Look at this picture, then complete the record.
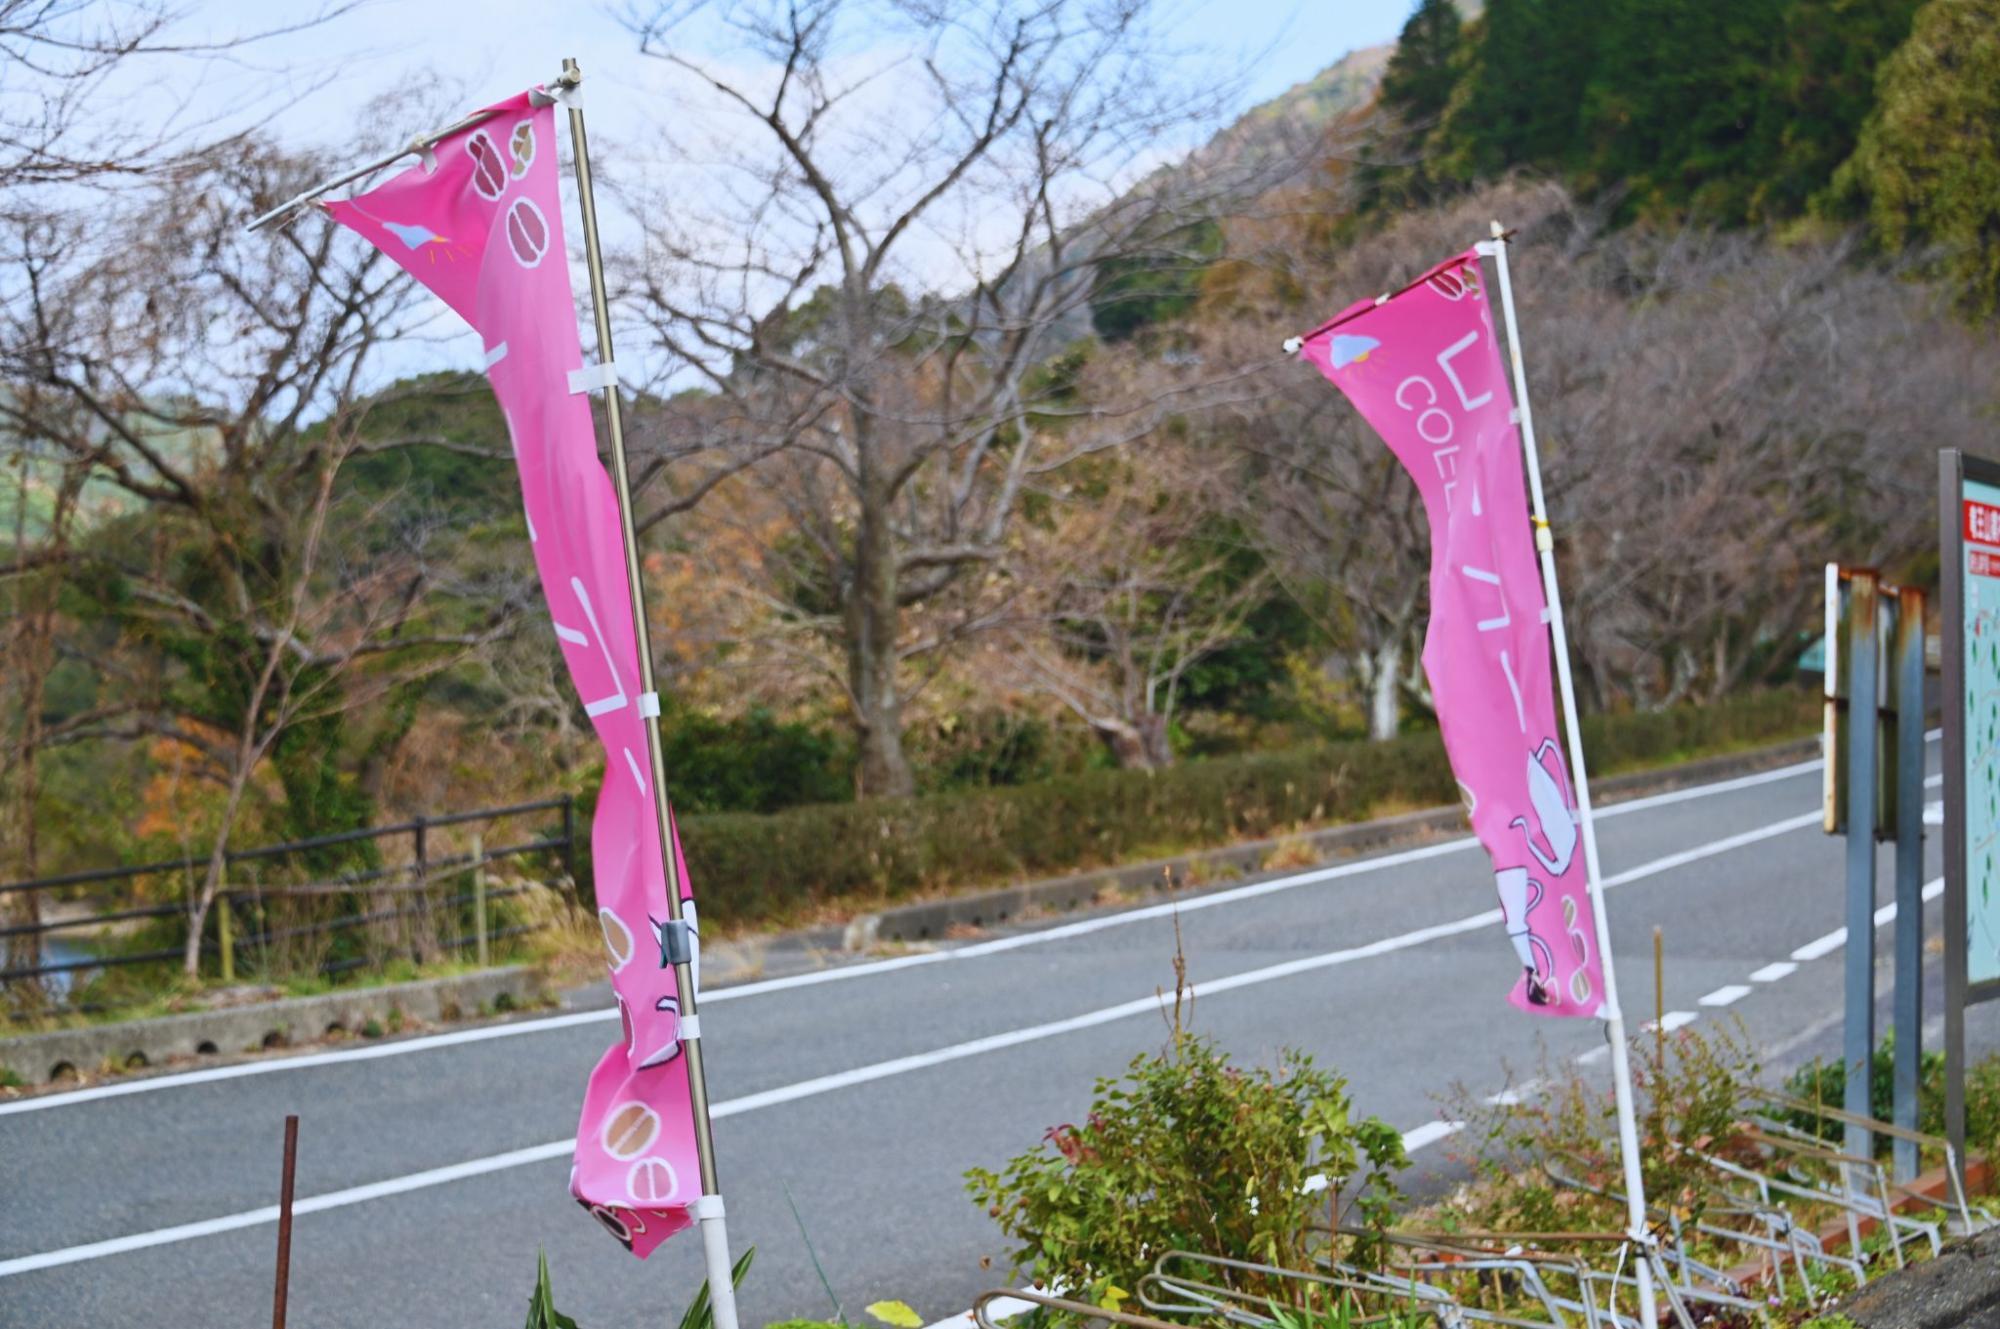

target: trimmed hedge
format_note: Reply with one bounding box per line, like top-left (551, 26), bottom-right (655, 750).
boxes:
top-left (679, 689), bottom-right (1817, 931)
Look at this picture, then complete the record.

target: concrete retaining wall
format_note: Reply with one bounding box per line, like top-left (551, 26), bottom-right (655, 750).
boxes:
top-left (1, 966), bottom-right (539, 1085)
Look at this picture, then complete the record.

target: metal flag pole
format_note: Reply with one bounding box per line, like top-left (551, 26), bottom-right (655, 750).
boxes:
top-left (555, 58), bottom-right (741, 1329)
top-left (1483, 220), bottom-right (1659, 1329)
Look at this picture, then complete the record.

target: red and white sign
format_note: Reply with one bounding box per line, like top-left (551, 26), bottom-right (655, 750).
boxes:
top-left (1965, 500), bottom-right (2000, 548)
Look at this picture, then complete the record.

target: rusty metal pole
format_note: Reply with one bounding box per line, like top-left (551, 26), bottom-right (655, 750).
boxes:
top-left (272, 1114), bottom-right (298, 1329)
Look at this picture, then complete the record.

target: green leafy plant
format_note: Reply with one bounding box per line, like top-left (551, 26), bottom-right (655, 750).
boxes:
top-left (1782, 1033), bottom-right (2000, 1158)
top-left (677, 1246), bottom-right (755, 1329)
top-left (1442, 1021), bottom-right (1763, 1237)
top-left (966, 1032), bottom-right (1407, 1309)
top-left (523, 1245), bottom-right (754, 1329)
top-left (524, 1251), bottom-right (579, 1329)
top-left (1266, 1298), bottom-right (1428, 1329)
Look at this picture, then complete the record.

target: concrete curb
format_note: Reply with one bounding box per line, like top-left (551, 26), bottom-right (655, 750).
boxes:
top-left (845, 736), bottom-right (1819, 946)
top-left (0, 966), bottom-right (541, 1085)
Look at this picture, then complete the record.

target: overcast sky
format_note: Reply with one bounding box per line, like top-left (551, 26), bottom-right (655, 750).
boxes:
top-left (75, 0), bottom-right (1411, 386)
top-left (159, 1), bottom-right (1407, 162)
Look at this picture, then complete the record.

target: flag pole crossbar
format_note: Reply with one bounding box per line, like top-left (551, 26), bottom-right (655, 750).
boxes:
top-left (244, 68), bottom-right (576, 233)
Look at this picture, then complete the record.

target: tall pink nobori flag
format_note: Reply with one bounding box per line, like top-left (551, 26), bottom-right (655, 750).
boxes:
top-left (1295, 249), bottom-right (1608, 1019)
top-left (328, 87), bottom-right (703, 1256)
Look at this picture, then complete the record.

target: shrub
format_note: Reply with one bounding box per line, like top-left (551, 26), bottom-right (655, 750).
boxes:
top-left (1443, 1021), bottom-right (1763, 1236)
top-left (965, 1033), bottom-right (1408, 1309)
top-left (680, 690), bottom-right (1815, 931)
top-left (1781, 1032), bottom-right (2000, 1157)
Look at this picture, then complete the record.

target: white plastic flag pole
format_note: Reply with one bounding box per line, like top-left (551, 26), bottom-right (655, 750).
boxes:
top-left (558, 60), bottom-right (741, 1329)
top-left (1482, 220), bottom-right (1658, 1329)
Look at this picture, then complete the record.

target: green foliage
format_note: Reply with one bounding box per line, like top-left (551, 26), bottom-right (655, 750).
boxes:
top-left (338, 372), bottom-right (519, 519)
top-left (657, 699), bottom-right (851, 815)
top-left (1089, 221), bottom-right (1222, 342)
top-left (1781, 1031), bottom-right (2000, 1154)
top-left (1412, 0), bottom-right (1923, 226)
top-left (965, 1034), bottom-right (1407, 1306)
top-left (1445, 1022), bottom-right (1763, 1237)
top-left (522, 1246), bottom-right (755, 1329)
top-left (677, 1246), bottom-right (755, 1329)
top-left (1355, 0), bottom-right (1466, 211)
top-left (678, 691), bottom-right (1815, 930)
top-left (1830, 0), bottom-right (2000, 315)
top-left (524, 1251), bottom-right (580, 1329)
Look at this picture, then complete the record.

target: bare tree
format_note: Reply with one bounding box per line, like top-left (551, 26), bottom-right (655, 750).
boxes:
top-left (615, 0), bottom-right (1282, 794)
top-left (1005, 441), bottom-right (1268, 768)
top-left (0, 0), bottom-right (353, 196)
top-left (1203, 177), bottom-right (1995, 718)
top-left (0, 138), bottom-right (519, 974)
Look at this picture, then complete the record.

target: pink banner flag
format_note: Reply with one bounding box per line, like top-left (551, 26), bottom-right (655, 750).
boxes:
top-left (329, 88), bottom-right (703, 1254)
top-left (1296, 249), bottom-right (1607, 1018)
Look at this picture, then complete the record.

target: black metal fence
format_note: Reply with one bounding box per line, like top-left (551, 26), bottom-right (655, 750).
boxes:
top-left (1, 795), bottom-right (578, 1017)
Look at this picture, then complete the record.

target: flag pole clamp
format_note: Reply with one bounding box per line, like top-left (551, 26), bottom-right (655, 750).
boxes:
top-left (689, 1194), bottom-right (725, 1221)
top-left (657, 918), bottom-right (697, 968)
top-left (1533, 516), bottom-right (1554, 553)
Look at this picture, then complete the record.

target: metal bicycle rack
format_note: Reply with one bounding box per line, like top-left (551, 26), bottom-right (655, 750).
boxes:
top-left (1747, 1087), bottom-right (1999, 1237)
top-left (1137, 1248), bottom-right (1473, 1327)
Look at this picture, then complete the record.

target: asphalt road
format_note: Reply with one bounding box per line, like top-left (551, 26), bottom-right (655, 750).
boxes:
top-left (5, 742), bottom-right (1994, 1328)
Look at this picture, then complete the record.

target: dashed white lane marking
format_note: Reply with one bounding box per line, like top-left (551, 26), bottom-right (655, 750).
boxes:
top-left (2, 756), bottom-right (1835, 1119)
top-left (1699, 985), bottom-right (1752, 1007)
top-left (1750, 961), bottom-right (1798, 983)
top-left (1402, 1120), bottom-right (1465, 1152)
top-left (1642, 1011), bottom-right (1699, 1033)
top-left (0, 806), bottom-right (1825, 1278)
top-left (1786, 878), bottom-right (1943, 964)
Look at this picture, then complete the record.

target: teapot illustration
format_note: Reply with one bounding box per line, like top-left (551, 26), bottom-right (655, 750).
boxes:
top-left (1511, 737), bottom-right (1578, 876)
top-left (1494, 865), bottom-right (1557, 1007)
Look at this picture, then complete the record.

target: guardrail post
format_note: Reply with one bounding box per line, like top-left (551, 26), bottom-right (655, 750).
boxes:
top-left (219, 893), bottom-right (236, 984)
top-left (410, 815), bottom-right (428, 963)
top-left (560, 794), bottom-right (576, 888)
top-left (472, 832), bottom-right (489, 968)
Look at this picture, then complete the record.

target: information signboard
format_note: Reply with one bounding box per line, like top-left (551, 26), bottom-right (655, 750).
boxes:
top-left (1939, 449), bottom-right (2000, 1173)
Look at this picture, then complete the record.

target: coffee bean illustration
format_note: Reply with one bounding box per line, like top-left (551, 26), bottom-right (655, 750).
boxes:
top-left (509, 121), bottom-right (535, 178)
top-left (626, 1156), bottom-right (678, 1204)
top-left (506, 197), bottom-right (549, 268)
top-left (601, 1101), bottom-right (659, 1160)
top-left (466, 130), bottom-right (506, 200)
top-left (599, 908), bottom-right (633, 970)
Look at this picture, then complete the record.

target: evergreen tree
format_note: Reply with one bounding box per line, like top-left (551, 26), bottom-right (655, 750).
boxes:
top-left (1437, 0), bottom-right (1605, 182)
top-left (1379, 0), bottom-right (1462, 126)
top-left (1356, 0), bottom-right (1467, 211)
top-left (1742, 0), bottom-right (1922, 222)
top-left (1831, 0), bottom-right (2000, 315)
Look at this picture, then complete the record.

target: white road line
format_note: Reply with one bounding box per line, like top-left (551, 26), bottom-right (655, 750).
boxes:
top-left (1483, 1079), bottom-right (1544, 1107)
top-left (0, 1011), bottom-right (622, 1118)
top-left (1749, 961), bottom-right (1797, 982)
top-left (1642, 1011), bottom-right (1698, 1033)
top-left (1786, 877), bottom-right (1942, 964)
top-left (3, 757), bottom-right (1831, 1118)
top-left (0, 805), bottom-right (1823, 1278)
top-left (1401, 1120), bottom-right (1464, 1152)
top-left (1699, 985), bottom-right (1752, 1007)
